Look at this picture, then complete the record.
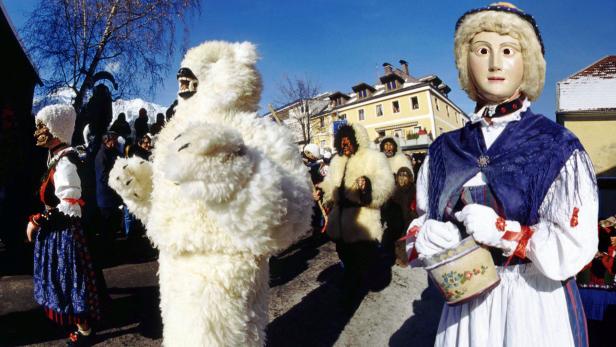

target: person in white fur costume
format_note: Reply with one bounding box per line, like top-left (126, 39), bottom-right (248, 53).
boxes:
top-left (108, 41), bottom-right (312, 346)
top-left (319, 123), bottom-right (394, 304)
top-left (379, 136), bottom-right (413, 178)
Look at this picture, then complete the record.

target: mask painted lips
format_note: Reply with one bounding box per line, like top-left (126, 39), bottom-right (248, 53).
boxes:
top-left (177, 67), bottom-right (199, 99)
top-left (488, 77), bottom-right (505, 81)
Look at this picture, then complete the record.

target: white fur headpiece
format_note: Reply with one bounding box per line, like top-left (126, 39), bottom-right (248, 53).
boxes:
top-left (454, 2), bottom-right (546, 101)
top-left (177, 41), bottom-right (262, 114)
top-left (35, 104), bottom-right (76, 144)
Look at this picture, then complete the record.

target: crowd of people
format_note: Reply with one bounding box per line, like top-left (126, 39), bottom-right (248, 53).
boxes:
top-left (23, 2), bottom-right (600, 347)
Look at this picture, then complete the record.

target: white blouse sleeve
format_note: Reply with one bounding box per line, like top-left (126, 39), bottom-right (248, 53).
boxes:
top-left (54, 157), bottom-right (82, 217)
top-left (527, 150), bottom-right (598, 280)
top-left (405, 157), bottom-right (430, 256)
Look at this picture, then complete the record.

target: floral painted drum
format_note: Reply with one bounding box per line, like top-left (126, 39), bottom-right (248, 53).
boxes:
top-left (424, 236), bottom-right (500, 305)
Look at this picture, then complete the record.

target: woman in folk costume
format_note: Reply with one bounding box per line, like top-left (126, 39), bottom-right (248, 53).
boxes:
top-left (27, 104), bottom-right (100, 346)
top-left (406, 3), bottom-right (597, 346)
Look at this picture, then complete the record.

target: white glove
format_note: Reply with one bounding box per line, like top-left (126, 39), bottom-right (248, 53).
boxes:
top-left (414, 219), bottom-right (461, 258)
top-left (455, 204), bottom-right (520, 256)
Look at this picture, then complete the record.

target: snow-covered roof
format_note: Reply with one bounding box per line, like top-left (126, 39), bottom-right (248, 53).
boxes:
top-left (557, 55), bottom-right (616, 112)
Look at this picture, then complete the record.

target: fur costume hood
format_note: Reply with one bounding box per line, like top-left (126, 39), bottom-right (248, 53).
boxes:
top-left (35, 104), bottom-right (76, 144)
top-left (175, 41), bottom-right (262, 117)
top-left (380, 136), bottom-right (413, 177)
top-left (454, 2), bottom-right (545, 101)
top-left (321, 123), bottom-right (394, 242)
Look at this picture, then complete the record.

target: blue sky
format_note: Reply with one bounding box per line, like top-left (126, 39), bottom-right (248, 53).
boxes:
top-left (4, 0), bottom-right (616, 119)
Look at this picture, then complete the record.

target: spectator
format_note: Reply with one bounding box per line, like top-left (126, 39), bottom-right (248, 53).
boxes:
top-left (109, 113), bottom-right (131, 140)
top-left (150, 113), bottom-right (166, 136)
top-left (318, 123), bottom-right (394, 308)
top-left (134, 108), bottom-right (149, 141)
top-left (95, 131), bottom-right (123, 261)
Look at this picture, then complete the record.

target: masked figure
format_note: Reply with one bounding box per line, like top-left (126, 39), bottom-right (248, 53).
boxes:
top-left (406, 3), bottom-right (597, 346)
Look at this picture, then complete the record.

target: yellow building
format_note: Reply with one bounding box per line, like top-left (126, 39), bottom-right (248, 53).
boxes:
top-left (557, 56), bottom-right (616, 177)
top-left (556, 55), bottom-right (616, 217)
top-left (309, 61), bottom-right (467, 153)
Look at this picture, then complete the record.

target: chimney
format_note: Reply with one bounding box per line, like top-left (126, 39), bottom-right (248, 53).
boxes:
top-left (399, 59), bottom-right (409, 76)
top-left (383, 62), bottom-right (393, 74)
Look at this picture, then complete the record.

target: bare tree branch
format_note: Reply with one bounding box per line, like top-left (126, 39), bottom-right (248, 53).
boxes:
top-left (22, 0), bottom-right (200, 111)
top-left (276, 75), bottom-right (322, 144)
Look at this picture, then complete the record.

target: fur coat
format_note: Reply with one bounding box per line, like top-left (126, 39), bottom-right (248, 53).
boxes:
top-left (321, 123), bottom-right (394, 243)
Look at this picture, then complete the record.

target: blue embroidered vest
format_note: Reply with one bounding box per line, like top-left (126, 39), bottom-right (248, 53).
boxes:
top-left (428, 109), bottom-right (584, 225)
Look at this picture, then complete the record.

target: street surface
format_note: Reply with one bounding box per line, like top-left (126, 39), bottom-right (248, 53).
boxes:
top-left (0, 236), bottom-right (441, 346)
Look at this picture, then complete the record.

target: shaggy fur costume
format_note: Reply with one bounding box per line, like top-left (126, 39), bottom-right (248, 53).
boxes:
top-left (454, 4), bottom-right (545, 101)
top-left (109, 41), bottom-right (312, 347)
top-left (321, 123), bottom-right (394, 243)
top-left (379, 136), bottom-right (413, 178)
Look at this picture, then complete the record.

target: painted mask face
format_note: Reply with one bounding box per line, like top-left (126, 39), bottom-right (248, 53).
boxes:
top-left (341, 136), bottom-right (355, 157)
top-left (33, 122), bottom-right (52, 147)
top-left (383, 141), bottom-right (396, 157)
top-left (396, 169), bottom-right (412, 188)
top-left (469, 32), bottom-right (524, 104)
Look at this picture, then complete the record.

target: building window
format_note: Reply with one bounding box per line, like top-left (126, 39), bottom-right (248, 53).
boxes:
top-left (320, 116), bottom-right (324, 128)
top-left (446, 105), bottom-right (450, 117)
top-left (376, 104), bottom-right (383, 117)
top-left (339, 113), bottom-right (346, 120)
top-left (387, 80), bottom-right (397, 90)
top-left (392, 101), bottom-right (400, 113)
top-left (435, 98), bottom-right (440, 111)
top-left (411, 96), bottom-right (419, 109)
top-left (358, 89), bottom-right (368, 98)
top-left (394, 129), bottom-right (402, 138)
top-left (358, 109), bottom-right (365, 121)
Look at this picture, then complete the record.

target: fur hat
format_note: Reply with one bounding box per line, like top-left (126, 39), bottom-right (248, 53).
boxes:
top-left (454, 2), bottom-right (546, 101)
top-left (35, 104), bottom-right (76, 144)
top-left (379, 136), bottom-right (399, 154)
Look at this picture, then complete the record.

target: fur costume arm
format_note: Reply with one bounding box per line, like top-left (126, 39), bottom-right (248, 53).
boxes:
top-left (363, 151), bottom-right (395, 209)
top-left (108, 157), bottom-right (153, 223)
top-left (319, 155), bottom-right (345, 208)
top-left (159, 123), bottom-right (253, 204)
top-left (152, 122), bottom-right (293, 255)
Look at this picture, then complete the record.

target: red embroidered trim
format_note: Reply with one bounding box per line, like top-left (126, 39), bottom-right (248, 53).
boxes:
top-left (39, 168), bottom-right (55, 204)
top-left (398, 225), bottom-right (420, 242)
top-left (495, 217), bottom-right (506, 232)
top-left (502, 225), bottom-right (534, 265)
top-left (398, 225), bottom-right (421, 262)
top-left (63, 198), bottom-right (85, 206)
top-left (570, 207), bottom-right (579, 227)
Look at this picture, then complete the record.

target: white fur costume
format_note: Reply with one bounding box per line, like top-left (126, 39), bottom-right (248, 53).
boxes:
top-left (380, 136), bottom-right (413, 177)
top-left (320, 123), bottom-right (395, 242)
top-left (109, 41), bottom-right (312, 346)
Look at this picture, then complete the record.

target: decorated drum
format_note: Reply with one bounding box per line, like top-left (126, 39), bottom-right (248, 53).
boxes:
top-left (424, 236), bottom-right (500, 305)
